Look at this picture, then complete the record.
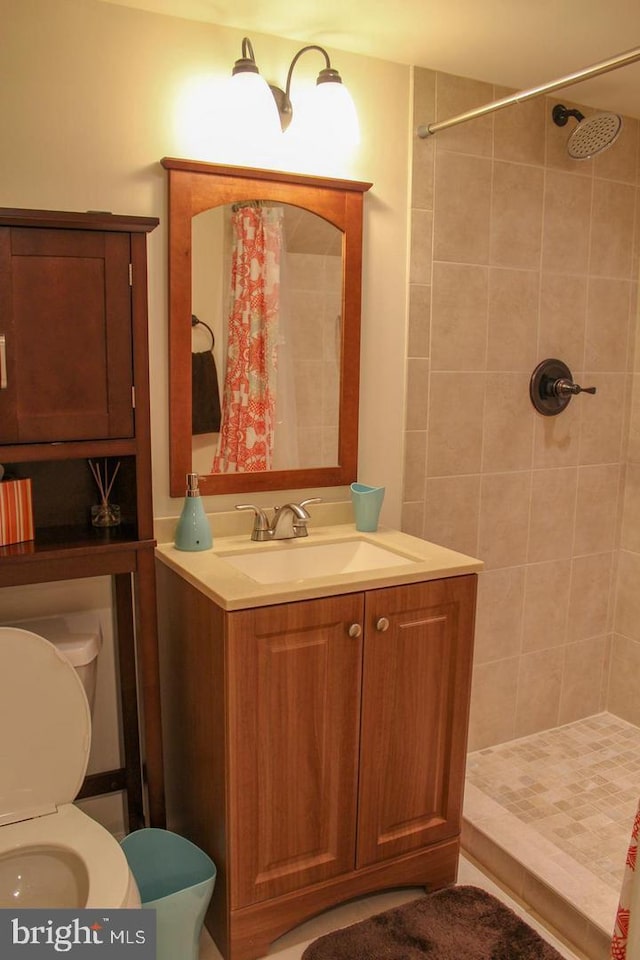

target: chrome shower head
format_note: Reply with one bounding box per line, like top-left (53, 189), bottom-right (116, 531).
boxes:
top-left (552, 103), bottom-right (622, 159)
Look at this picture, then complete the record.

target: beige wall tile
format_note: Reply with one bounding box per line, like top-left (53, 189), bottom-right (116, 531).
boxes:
top-left (403, 430), bottom-right (427, 502)
top-left (542, 170), bottom-right (592, 275)
top-left (568, 552), bottom-right (613, 643)
top-left (431, 262), bottom-right (488, 370)
top-left (424, 474), bottom-right (480, 556)
top-left (407, 283), bottom-right (431, 358)
top-left (413, 67), bottom-right (436, 128)
top-left (585, 278), bottom-right (632, 372)
top-left (532, 403), bottom-right (581, 468)
top-left (528, 467), bottom-right (578, 562)
top-left (426, 372), bottom-right (485, 476)
top-left (490, 161), bottom-right (544, 269)
top-left (409, 208), bottom-right (433, 284)
top-left (522, 559), bottom-right (571, 652)
top-left (478, 472), bottom-right (531, 568)
top-left (574, 463), bottom-right (621, 556)
top-left (474, 567), bottom-right (525, 663)
top-left (487, 268), bottom-right (538, 371)
top-left (494, 87), bottom-right (546, 165)
top-left (621, 463), bottom-right (640, 552)
top-left (482, 373), bottom-right (534, 472)
top-left (433, 72), bottom-right (494, 157)
top-left (515, 647), bottom-right (563, 737)
top-left (408, 68), bottom-right (639, 750)
top-left (405, 357), bottom-right (430, 430)
top-left (590, 179), bottom-right (636, 280)
top-left (412, 68), bottom-right (436, 211)
top-left (608, 633), bottom-right (640, 725)
top-left (593, 115), bottom-right (639, 184)
top-left (400, 500), bottom-right (425, 539)
top-left (433, 152), bottom-right (492, 263)
top-left (468, 658), bottom-right (519, 750)
top-left (559, 636), bottom-right (608, 725)
top-left (600, 635), bottom-right (613, 712)
top-left (614, 550), bottom-right (640, 642)
top-left (538, 273), bottom-right (587, 372)
top-left (626, 376), bottom-right (640, 462)
top-left (579, 372), bottom-right (626, 464)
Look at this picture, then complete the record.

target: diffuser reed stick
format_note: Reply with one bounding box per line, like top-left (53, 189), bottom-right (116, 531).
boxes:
top-left (88, 459), bottom-right (121, 527)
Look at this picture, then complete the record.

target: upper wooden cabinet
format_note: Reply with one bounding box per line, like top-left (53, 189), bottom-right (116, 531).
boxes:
top-left (0, 209), bottom-right (154, 446)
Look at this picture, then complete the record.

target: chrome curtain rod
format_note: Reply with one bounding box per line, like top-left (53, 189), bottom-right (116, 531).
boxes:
top-left (417, 45), bottom-right (640, 138)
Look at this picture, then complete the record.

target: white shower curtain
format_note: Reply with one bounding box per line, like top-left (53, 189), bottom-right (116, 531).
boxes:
top-left (612, 800), bottom-right (640, 958)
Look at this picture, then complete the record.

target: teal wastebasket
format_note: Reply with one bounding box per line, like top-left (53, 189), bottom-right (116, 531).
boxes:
top-left (121, 828), bottom-right (216, 960)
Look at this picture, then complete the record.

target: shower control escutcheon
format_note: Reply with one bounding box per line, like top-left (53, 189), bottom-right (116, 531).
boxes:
top-left (529, 359), bottom-right (596, 416)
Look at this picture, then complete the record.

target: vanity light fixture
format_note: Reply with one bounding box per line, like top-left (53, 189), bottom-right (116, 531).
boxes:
top-left (230, 36), bottom-right (360, 146)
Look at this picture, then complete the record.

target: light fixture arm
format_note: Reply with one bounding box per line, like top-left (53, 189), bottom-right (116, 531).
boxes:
top-left (270, 44), bottom-right (342, 131)
top-left (232, 37), bottom-right (261, 75)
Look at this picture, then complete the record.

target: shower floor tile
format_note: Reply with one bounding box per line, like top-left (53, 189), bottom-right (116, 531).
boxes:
top-left (463, 712), bottom-right (640, 958)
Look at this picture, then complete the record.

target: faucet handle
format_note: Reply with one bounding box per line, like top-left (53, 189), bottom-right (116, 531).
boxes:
top-left (299, 497), bottom-right (322, 511)
top-left (235, 504), bottom-right (270, 541)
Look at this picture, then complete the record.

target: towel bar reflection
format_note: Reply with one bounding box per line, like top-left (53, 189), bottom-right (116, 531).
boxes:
top-left (0, 335), bottom-right (6, 389)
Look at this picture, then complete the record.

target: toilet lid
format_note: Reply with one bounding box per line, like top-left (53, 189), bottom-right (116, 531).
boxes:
top-left (0, 627), bottom-right (91, 826)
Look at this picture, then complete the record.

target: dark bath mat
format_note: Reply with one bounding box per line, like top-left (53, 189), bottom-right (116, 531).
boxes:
top-left (301, 885), bottom-right (566, 960)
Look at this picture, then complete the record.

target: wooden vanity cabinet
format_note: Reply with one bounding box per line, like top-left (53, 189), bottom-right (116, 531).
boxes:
top-left (157, 565), bottom-right (476, 960)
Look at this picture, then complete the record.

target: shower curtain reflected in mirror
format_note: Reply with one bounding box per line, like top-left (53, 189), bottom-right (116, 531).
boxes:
top-left (212, 204), bottom-right (284, 473)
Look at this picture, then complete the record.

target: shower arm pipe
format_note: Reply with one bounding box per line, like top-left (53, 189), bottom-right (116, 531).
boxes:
top-left (417, 45), bottom-right (640, 138)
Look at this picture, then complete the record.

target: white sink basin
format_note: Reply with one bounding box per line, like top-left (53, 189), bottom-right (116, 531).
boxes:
top-left (220, 539), bottom-right (416, 584)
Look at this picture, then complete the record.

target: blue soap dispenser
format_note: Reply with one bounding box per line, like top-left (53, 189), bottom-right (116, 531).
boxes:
top-left (174, 473), bottom-right (213, 551)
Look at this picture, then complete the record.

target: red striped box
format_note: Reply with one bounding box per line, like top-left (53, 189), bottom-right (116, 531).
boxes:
top-left (0, 478), bottom-right (34, 546)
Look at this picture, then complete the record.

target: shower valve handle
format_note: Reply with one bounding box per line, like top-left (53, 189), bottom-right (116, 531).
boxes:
top-left (551, 378), bottom-right (597, 398)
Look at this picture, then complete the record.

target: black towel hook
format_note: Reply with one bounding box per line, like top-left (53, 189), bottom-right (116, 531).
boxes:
top-left (191, 314), bottom-right (214, 351)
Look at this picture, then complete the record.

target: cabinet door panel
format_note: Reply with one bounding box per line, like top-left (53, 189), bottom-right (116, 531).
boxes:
top-left (0, 228), bottom-right (133, 442)
top-left (356, 575), bottom-right (476, 868)
top-left (228, 594), bottom-right (363, 907)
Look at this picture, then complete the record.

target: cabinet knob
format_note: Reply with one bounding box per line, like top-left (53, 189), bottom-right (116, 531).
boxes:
top-left (348, 623), bottom-right (362, 638)
top-left (376, 617), bottom-right (390, 632)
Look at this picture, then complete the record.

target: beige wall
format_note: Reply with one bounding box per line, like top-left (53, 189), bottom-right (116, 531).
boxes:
top-left (0, 0), bottom-right (411, 523)
top-left (0, 0), bottom-right (410, 832)
top-left (404, 68), bottom-right (640, 750)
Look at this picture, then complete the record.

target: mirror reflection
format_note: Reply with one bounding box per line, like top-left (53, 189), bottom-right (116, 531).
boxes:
top-left (191, 202), bottom-right (342, 477)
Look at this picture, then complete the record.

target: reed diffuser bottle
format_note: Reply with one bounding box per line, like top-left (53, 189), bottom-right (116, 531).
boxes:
top-left (174, 473), bottom-right (213, 551)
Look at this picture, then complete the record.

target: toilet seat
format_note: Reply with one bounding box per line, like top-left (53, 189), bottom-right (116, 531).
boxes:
top-left (0, 626), bottom-right (90, 825)
top-left (0, 627), bottom-right (139, 909)
top-left (0, 804), bottom-right (139, 908)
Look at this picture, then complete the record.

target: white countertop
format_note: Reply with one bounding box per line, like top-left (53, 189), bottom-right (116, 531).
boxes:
top-left (155, 514), bottom-right (483, 611)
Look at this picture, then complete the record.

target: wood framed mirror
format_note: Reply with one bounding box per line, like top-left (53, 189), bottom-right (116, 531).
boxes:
top-left (161, 158), bottom-right (372, 497)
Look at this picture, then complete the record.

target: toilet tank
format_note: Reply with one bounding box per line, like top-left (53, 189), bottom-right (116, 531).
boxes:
top-left (3, 613), bottom-right (102, 714)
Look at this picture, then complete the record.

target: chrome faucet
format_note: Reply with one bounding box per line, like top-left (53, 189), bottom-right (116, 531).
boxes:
top-left (236, 498), bottom-right (321, 541)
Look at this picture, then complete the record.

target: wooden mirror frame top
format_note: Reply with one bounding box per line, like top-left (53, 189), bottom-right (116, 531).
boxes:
top-left (161, 157), bottom-right (372, 498)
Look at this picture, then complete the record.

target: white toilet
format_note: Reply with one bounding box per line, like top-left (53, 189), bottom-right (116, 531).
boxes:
top-left (0, 623), bottom-right (140, 909)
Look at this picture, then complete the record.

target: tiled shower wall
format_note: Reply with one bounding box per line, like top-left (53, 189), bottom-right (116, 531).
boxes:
top-left (402, 68), bottom-right (640, 751)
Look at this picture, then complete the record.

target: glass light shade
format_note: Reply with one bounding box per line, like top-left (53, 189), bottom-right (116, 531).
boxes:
top-left (309, 80), bottom-right (360, 147)
top-left (222, 71), bottom-right (282, 147)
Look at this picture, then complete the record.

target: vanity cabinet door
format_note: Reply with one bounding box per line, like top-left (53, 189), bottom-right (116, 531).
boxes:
top-left (227, 592), bottom-right (364, 908)
top-left (0, 226), bottom-right (133, 443)
top-left (356, 575), bottom-right (477, 868)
